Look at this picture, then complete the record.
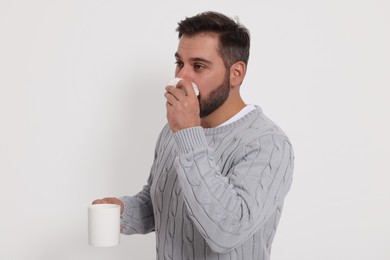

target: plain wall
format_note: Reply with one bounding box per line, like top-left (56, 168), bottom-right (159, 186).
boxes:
top-left (1, 0), bottom-right (389, 259)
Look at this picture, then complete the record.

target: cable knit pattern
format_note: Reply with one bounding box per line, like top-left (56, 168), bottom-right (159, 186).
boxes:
top-left (120, 106), bottom-right (294, 260)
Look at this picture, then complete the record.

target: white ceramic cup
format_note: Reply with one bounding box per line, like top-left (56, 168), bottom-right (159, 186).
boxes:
top-left (88, 204), bottom-right (120, 247)
top-left (167, 77), bottom-right (199, 96)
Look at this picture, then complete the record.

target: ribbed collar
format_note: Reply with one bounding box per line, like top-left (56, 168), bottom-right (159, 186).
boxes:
top-left (202, 105), bottom-right (263, 135)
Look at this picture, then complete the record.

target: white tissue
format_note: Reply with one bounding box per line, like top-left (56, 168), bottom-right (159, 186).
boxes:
top-left (167, 78), bottom-right (199, 96)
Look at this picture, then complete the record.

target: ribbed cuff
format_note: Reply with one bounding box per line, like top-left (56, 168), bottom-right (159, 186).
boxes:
top-left (173, 126), bottom-right (208, 154)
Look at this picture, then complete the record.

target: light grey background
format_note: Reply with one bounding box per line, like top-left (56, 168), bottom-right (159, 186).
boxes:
top-left (0, 0), bottom-right (389, 259)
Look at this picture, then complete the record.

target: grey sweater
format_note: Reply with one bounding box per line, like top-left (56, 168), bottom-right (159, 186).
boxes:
top-left (120, 106), bottom-right (294, 260)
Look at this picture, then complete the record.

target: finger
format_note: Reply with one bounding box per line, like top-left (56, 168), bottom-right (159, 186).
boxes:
top-left (165, 85), bottom-right (186, 99)
top-left (102, 197), bottom-right (119, 204)
top-left (176, 80), bottom-right (196, 97)
top-left (103, 197), bottom-right (124, 211)
top-left (164, 91), bottom-right (178, 106)
top-left (92, 199), bottom-right (104, 204)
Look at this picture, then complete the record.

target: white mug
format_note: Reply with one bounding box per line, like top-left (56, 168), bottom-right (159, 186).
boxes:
top-left (88, 204), bottom-right (120, 247)
top-left (166, 77), bottom-right (199, 96)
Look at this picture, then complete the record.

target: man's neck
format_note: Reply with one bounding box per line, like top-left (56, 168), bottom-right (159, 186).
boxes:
top-left (201, 96), bottom-right (246, 128)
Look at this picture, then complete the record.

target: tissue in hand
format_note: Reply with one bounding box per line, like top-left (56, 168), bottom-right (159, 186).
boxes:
top-left (167, 78), bottom-right (199, 96)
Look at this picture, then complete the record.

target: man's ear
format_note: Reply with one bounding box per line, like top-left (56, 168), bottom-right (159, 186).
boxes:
top-left (229, 61), bottom-right (246, 88)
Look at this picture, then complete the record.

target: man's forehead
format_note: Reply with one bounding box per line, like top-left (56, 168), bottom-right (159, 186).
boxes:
top-left (176, 33), bottom-right (221, 61)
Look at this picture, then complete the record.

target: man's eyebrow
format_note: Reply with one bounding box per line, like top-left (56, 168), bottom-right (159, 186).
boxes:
top-left (174, 52), bottom-right (181, 59)
top-left (190, 57), bottom-right (212, 64)
top-left (175, 52), bottom-right (212, 64)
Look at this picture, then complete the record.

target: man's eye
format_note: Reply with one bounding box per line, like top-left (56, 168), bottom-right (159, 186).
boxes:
top-left (175, 61), bottom-right (183, 67)
top-left (194, 64), bottom-right (205, 70)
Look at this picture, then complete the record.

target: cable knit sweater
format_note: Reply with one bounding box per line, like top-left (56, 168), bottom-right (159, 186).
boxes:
top-left (120, 106), bottom-right (294, 260)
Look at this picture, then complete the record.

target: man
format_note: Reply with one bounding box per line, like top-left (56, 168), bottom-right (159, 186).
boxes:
top-left (93, 11), bottom-right (294, 260)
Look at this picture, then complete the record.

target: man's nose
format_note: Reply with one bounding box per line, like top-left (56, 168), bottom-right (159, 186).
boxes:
top-left (176, 66), bottom-right (193, 82)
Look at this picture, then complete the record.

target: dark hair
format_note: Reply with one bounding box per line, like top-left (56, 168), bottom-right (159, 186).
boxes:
top-left (176, 11), bottom-right (250, 69)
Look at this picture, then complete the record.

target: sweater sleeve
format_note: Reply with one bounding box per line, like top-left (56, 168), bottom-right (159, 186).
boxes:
top-left (118, 128), bottom-right (165, 235)
top-left (173, 126), bottom-right (294, 253)
top-left (119, 173), bottom-right (155, 235)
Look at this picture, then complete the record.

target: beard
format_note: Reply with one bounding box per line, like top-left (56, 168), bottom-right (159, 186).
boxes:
top-left (199, 71), bottom-right (230, 118)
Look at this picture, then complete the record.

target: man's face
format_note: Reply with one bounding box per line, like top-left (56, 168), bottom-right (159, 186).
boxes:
top-left (175, 33), bottom-right (230, 117)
